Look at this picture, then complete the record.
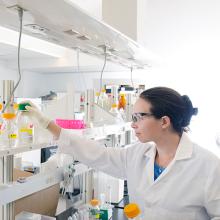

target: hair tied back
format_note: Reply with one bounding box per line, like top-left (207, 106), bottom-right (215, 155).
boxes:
top-left (192, 107), bottom-right (198, 116)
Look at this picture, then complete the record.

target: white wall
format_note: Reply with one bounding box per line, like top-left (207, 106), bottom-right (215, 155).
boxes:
top-left (138, 0), bottom-right (220, 155)
top-left (20, 71), bottom-right (47, 98)
top-left (141, 0), bottom-right (220, 70)
top-left (38, 69), bottom-right (147, 94)
top-left (0, 63), bottom-right (17, 80)
top-left (0, 62), bottom-right (44, 98)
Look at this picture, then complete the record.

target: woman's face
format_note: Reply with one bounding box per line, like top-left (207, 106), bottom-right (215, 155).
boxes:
top-left (131, 98), bottom-right (162, 143)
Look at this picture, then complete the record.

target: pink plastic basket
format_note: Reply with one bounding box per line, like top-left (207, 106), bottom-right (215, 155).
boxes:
top-left (55, 119), bottom-right (85, 129)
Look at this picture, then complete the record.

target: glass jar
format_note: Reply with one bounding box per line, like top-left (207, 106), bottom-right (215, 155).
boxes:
top-left (0, 113), bottom-right (17, 147)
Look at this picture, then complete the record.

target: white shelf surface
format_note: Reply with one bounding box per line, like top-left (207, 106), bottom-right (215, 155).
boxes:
top-left (0, 142), bottom-right (54, 157)
top-left (0, 163), bottom-right (89, 206)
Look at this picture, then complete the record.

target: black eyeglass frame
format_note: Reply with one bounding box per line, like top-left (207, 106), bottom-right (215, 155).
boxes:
top-left (131, 112), bottom-right (154, 123)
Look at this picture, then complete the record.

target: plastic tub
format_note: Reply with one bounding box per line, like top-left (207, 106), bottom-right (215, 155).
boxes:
top-left (55, 119), bottom-right (85, 129)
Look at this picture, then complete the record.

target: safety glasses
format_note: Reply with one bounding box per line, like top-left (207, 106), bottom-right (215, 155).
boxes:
top-left (131, 112), bottom-right (154, 123)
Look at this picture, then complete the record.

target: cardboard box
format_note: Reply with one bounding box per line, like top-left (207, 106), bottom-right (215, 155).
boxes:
top-left (13, 169), bottom-right (60, 218)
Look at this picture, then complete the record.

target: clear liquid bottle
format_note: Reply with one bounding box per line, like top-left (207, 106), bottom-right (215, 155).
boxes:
top-left (99, 193), bottom-right (113, 220)
top-left (89, 199), bottom-right (100, 220)
top-left (98, 89), bottom-right (109, 110)
top-left (0, 113), bottom-right (17, 147)
top-left (94, 92), bottom-right (100, 104)
top-left (0, 103), bottom-right (3, 147)
top-left (16, 103), bottom-right (34, 146)
top-left (124, 203), bottom-right (142, 220)
top-left (109, 104), bottom-right (124, 123)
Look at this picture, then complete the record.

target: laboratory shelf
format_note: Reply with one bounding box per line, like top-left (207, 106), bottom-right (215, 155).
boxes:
top-left (0, 123), bottom-right (132, 157)
top-left (0, 142), bottom-right (55, 157)
top-left (0, 123), bottom-right (132, 207)
top-left (0, 163), bottom-right (90, 206)
top-left (0, 167), bottom-right (63, 206)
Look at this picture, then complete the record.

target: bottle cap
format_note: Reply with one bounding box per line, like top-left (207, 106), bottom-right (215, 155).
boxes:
top-left (124, 203), bottom-right (140, 218)
top-left (2, 113), bottom-right (16, 120)
top-left (90, 199), bottom-right (99, 206)
top-left (111, 103), bottom-right (117, 108)
top-left (18, 103), bottom-right (31, 111)
top-left (13, 103), bottom-right (19, 110)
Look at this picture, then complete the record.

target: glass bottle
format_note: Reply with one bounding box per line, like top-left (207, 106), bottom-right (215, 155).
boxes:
top-left (124, 203), bottom-right (142, 220)
top-left (109, 104), bottom-right (124, 123)
top-left (16, 103), bottom-right (33, 146)
top-left (89, 199), bottom-right (100, 220)
top-left (0, 113), bottom-right (17, 147)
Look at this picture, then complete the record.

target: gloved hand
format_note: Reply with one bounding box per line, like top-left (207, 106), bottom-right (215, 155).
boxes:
top-left (21, 101), bottom-right (51, 129)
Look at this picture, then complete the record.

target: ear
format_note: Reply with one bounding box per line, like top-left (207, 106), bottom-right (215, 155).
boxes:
top-left (160, 116), bottom-right (171, 129)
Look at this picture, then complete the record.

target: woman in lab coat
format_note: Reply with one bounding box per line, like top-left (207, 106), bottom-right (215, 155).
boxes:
top-left (25, 87), bottom-right (220, 220)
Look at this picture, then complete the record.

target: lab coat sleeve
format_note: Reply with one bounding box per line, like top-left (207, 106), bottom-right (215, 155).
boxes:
top-left (204, 161), bottom-right (220, 219)
top-left (56, 129), bottom-right (128, 179)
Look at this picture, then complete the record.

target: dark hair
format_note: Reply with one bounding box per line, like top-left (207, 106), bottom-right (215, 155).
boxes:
top-left (140, 87), bottom-right (198, 134)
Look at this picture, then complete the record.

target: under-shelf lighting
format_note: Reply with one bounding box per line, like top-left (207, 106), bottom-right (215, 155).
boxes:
top-left (0, 26), bottom-right (68, 58)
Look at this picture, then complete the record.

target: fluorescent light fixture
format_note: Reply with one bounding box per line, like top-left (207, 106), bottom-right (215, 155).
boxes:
top-left (0, 26), bottom-right (68, 58)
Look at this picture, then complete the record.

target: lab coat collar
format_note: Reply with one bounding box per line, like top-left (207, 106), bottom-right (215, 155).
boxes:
top-left (144, 132), bottom-right (193, 161)
top-left (174, 132), bottom-right (193, 160)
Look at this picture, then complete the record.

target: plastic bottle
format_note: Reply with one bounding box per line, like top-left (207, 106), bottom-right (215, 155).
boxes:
top-left (89, 199), bottom-right (100, 220)
top-left (109, 104), bottom-right (124, 123)
top-left (98, 89), bottom-right (109, 110)
top-left (118, 93), bottom-right (126, 110)
top-left (0, 113), bottom-right (17, 147)
top-left (109, 103), bottom-right (120, 115)
top-left (16, 103), bottom-right (33, 146)
top-left (78, 206), bottom-right (90, 220)
top-left (99, 193), bottom-right (113, 220)
top-left (95, 92), bottom-right (100, 104)
top-left (0, 103), bottom-right (3, 146)
top-left (124, 203), bottom-right (142, 220)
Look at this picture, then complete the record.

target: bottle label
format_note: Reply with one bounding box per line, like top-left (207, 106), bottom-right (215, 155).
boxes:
top-left (90, 209), bottom-right (100, 219)
top-left (9, 134), bottom-right (17, 139)
top-left (99, 209), bottom-right (108, 220)
top-left (20, 128), bottom-right (33, 135)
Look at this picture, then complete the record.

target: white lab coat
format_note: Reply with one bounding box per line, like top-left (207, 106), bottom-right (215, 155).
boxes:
top-left (57, 130), bottom-right (220, 220)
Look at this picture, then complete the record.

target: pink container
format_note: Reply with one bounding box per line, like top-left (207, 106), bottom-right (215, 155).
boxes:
top-left (55, 119), bottom-right (85, 129)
